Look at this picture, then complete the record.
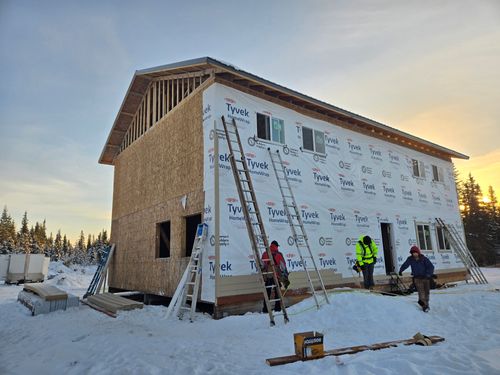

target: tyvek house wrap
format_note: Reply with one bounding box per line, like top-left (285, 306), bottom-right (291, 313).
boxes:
top-left (200, 83), bottom-right (463, 302)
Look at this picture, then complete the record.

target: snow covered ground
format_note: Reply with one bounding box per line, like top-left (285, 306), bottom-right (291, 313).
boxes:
top-left (0, 263), bottom-right (499, 375)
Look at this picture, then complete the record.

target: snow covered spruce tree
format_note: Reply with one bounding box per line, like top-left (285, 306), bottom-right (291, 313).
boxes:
top-left (0, 206), bottom-right (16, 254)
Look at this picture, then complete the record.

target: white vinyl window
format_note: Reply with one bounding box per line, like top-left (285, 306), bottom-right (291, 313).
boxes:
top-left (256, 113), bottom-right (285, 144)
top-left (436, 225), bottom-right (451, 251)
top-left (416, 223), bottom-right (433, 250)
top-left (302, 126), bottom-right (325, 154)
top-left (432, 165), bottom-right (444, 182)
top-left (412, 159), bottom-right (426, 178)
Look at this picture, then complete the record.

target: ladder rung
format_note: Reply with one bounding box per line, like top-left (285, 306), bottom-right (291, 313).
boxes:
top-left (269, 298), bottom-right (281, 303)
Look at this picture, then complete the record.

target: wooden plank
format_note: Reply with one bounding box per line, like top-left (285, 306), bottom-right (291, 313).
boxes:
top-left (170, 79), bottom-right (174, 112)
top-left (166, 79), bottom-right (170, 112)
top-left (80, 298), bottom-right (117, 318)
top-left (266, 336), bottom-right (445, 366)
top-left (151, 69), bottom-right (213, 82)
top-left (153, 81), bottom-right (157, 126)
top-left (146, 87), bottom-right (151, 131)
top-left (161, 80), bottom-right (165, 118)
top-left (176, 78), bottom-right (179, 106)
top-left (88, 293), bottom-right (143, 313)
top-left (24, 284), bottom-right (68, 301)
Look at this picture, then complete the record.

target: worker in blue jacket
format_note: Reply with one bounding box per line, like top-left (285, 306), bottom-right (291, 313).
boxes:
top-left (399, 245), bottom-right (435, 312)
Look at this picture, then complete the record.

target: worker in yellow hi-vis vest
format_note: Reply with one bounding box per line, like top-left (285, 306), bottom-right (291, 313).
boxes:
top-left (355, 235), bottom-right (378, 289)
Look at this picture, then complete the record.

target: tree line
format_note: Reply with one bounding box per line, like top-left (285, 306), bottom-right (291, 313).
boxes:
top-left (0, 207), bottom-right (110, 265)
top-left (458, 173), bottom-right (499, 266)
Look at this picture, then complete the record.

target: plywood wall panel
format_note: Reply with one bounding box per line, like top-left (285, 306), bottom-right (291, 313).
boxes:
top-left (108, 90), bottom-right (205, 296)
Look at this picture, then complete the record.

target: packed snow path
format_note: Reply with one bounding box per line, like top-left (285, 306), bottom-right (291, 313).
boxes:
top-left (0, 263), bottom-right (499, 374)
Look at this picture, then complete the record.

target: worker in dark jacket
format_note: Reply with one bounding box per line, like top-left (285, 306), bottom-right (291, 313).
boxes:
top-left (399, 245), bottom-right (435, 312)
top-left (356, 235), bottom-right (378, 289)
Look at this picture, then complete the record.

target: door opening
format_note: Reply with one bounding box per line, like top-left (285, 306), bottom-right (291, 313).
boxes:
top-left (380, 223), bottom-right (395, 275)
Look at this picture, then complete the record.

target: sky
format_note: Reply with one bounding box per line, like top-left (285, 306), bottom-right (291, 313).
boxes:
top-left (0, 0), bottom-right (499, 242)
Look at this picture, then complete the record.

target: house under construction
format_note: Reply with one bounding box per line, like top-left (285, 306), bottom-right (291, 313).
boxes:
top-left (99, 57), bottom-right (471, 317)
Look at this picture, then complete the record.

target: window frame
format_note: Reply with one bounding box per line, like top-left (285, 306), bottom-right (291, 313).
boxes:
top-left (415, 222), bottom-right (433, 251)
top-left (435, 225), bottom-right (451, 252)
top-left (302, 126), bottom-right (326, 155)
top-left (256, 112), bottom-right (285, 144)
top-left (431, 164), bottom-right (444, 182)
top-left (411, 159), bottom-right (426, 178)
top-left (156, 220), bottom-right (171, 259)
top-left (184, 213), bottom-right (202, 258)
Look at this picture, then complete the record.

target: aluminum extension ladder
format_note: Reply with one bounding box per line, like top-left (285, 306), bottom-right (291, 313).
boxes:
top-left (268, 149), bottom-right (329, 309)
top-left (83, 244), bottom-right (115, 299)
top-left (221, 116), bottom-right (289, 326)
top-left (165, 223), bottom-right (208, 321)
top-left (435, 218), bottom-right (488, 284)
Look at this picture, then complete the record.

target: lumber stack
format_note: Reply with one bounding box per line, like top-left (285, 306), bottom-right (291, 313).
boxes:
top-left (18, 284), bottom-right (79, 316)
top-left (85, 293), bottom-right (143, 315)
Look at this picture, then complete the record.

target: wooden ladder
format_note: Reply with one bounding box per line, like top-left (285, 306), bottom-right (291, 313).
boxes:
top-left (221, 116), bottom-right (289, 326)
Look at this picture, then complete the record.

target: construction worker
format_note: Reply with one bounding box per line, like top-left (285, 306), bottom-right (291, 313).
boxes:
top-left (356, 235), bottom-right (378, 289)
top-left (261, 240), bottom-right (289, 313)
top-left (399, 245), bottom-right (435, 312)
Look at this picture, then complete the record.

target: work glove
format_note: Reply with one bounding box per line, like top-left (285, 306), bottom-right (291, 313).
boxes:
top-left (373, 257), bottom-right (377, 264)
top-left (282, 278), bottom-right (290, 289)
top-left (398, 271), bottom-right (403, 276)
top-left (432, 274), bottom-right (438, 279)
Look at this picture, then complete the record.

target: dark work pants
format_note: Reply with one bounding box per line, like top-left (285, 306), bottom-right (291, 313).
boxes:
top-left (362, 263), bottom-right (375, 289)
top-left (263, 278), bottom-right (281, 312)
top-left (414, 278), bottom-right (430, 308)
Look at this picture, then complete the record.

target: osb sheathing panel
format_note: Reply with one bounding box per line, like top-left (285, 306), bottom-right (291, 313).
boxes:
top-left (109, 89), bottom-right (204, 296)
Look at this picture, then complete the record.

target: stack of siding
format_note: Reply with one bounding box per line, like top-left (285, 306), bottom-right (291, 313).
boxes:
top-left (18, 284), bottom-right (79, 316)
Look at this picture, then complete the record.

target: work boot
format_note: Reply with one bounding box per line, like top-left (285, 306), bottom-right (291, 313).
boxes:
top-left (418, 300), bottom-right (425, 307)
top-left (423, 306), bottom-right (430, 313)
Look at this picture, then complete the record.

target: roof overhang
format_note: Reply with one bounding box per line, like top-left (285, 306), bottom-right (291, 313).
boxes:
top-left (99, 57), bottom-right (469, 165)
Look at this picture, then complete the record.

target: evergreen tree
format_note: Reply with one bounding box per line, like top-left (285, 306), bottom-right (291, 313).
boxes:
top-left (17, 211), bottom-right (31, 253)
top-left (485, 186), bottom-right (500, 246)
top-left (53, 230), bottom-right (63, 260)
top-left (460, 174), bottom-right (495, 265)
top-left (0, 206), bottom-right (16, 254)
